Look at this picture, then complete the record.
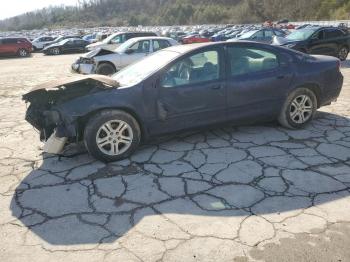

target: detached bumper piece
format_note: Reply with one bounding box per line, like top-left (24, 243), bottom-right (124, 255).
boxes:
top-left (43, 130), bottom-right (68, 154)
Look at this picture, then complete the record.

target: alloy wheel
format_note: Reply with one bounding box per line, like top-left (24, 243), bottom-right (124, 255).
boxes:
top-left (289, 95), bottom-right (313, 124)
top-left (19, 49), bottom-right (27, 57)
top-left (95, 120), bottom-right (133, 156)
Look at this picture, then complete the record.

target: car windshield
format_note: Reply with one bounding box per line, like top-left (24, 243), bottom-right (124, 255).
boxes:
top-left (112, 50), bottom-right (179, 87)
top-left (239, 30), bottom-right (258, 39)
top-left (54, 36), bottom-right (64, 42)
top-left (115, 39), bottom-right (137, 53)
top-left (286, 29), bottom-right (316, 41)
top-left (59, 39), bottom-right (70, 45)
top-left (102, 33), bottom-right (119, 44)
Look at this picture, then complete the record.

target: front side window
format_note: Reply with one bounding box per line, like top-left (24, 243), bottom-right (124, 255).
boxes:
top-left (228, 46), bottom-right (279, 77)
top-left (161, 50), bottom-right (220, 88)
top-left (111, 34), bottom-right (125, 44)
top-left (252, 31), bottom-right (264, 40)
top-left (129, 40), bottom-right (151, 53)
top-left (264, 30), bottom-right (274, 38)
top-left (312, 30), bottom-right (325, 40)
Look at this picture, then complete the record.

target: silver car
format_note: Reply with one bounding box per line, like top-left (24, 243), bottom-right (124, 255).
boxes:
top-left (72, 37), bottom-right (179, 75)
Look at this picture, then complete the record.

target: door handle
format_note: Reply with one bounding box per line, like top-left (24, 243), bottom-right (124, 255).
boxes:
top-left (276, 75), bottom-right (285, 79)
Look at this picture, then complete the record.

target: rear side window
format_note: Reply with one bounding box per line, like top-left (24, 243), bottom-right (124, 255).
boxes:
top-left (227, 46), bottom-right (279, 77)
top-left (325, 29), bottom-right (345, 39)
top-left (153, 40), bottom-right (170, 52)
top-left (2, 38), bottom-right (17, 44)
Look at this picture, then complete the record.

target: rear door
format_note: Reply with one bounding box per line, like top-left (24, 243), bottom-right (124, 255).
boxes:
top-left (225, 44), bottom-right (294, 123)
top-left (151, 46), bottom-right (226, 134)
top-left (324, 28), bottom-right (346, 56)
top-left (308, 29), bottom-right (328, 55)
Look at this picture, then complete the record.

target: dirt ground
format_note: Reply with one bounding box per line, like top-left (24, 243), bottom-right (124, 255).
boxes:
top-left (0, 53), bottom-right (350, 262)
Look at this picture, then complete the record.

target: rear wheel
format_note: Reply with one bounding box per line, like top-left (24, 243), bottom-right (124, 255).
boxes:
top-left (338, 46), bottom-right (348, 61)
top-left (18, 48), bottom-right (28, 57)
top-left (84, 110), bottom-right (141, 162)
top-left (278, 88), bottom-right (317, 129)
top-left (96, 63), bottom-right (116, 75)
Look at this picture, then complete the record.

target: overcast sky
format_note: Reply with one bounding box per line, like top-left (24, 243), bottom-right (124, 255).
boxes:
top-left (0, 0), bottom-right (79, 20)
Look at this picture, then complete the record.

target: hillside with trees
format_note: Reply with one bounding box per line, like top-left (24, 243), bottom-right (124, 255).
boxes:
top-left (1, 0), bottom-right (350, 31)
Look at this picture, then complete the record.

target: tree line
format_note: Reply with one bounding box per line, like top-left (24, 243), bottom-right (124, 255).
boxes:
top-left (1, 0), bottom-right (350, 31)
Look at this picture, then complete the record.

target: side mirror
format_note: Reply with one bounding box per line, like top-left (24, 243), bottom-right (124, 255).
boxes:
top-left (125, 49), bottom-right (135, 55)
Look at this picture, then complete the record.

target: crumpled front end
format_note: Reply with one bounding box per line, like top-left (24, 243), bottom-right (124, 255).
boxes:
top-left (72, 48), bottom-right (116, 74)
top-left (23, 75), bottom-right (119, 154)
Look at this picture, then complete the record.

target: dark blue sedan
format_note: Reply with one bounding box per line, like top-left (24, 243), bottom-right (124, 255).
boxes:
top-left (24, 42), bottom-right (343, 162)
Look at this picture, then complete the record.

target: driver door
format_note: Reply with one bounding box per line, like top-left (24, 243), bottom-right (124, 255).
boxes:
top-left (151, 47), bottom-right (227, 135)
top-left (120, 40), bottom-right (151, 67)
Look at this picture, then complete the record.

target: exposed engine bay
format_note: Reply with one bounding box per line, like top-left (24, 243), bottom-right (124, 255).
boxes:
top-left (23, 75), bottom-right (118, 144)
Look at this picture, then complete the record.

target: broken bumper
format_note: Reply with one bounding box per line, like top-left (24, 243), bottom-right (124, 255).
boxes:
top-left (71, 62), bottom-right (95, 75)
top-left (43, 130), bottom-right (68, 154)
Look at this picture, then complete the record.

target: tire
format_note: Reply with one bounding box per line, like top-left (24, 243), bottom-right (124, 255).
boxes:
top-left (84, 110), bottom-right (141, 162)
top-left (96, 63), bottom-right (116, 75)
top-left (278, 88), bottom-right (318, 129)
top-left (18, 48), bottom-right (28, 57)
top-left (51, 47), bottom-right (60, 55)
top-left (338, 46), bottom-right (348, 61)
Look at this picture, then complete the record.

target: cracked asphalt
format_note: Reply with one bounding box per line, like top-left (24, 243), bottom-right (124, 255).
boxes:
top-left (1, 53), bottom-right (350, 262)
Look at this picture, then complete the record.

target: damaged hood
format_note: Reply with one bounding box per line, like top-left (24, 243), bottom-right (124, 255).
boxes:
top-left (24, 74), bottom-right (119, 97)
top-left (82, 48), bottom-right (117, 58)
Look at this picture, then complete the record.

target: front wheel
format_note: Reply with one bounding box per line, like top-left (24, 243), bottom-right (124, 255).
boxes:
top-left (84, 110), bottom-right (141, 162)
top-left (338, 46), bottom-right (348, 61)
top-left (96, 63), bottom-right (116, 75)
top-left (278, 88), bottom-right (317, 129)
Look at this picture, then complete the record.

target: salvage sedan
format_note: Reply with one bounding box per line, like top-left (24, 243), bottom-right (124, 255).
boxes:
top-left (23, 42), bottom-right (343, 162)
top-left (72, 37), bottom-right (178, 75)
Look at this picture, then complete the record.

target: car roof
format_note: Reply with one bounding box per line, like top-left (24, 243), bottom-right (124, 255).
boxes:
top-left (127, 36), bottom-right (174, 41)
top-left (164, 41), bottom-right (282, 54)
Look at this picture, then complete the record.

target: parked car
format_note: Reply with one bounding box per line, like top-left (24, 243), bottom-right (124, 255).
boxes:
top-left (273, 27), bottom-right (350, 60)
top-left (23, 41), bottom-right (343, 162)
top-left (0, 37), bottom-right (33, 57)
top-left (43, 38), bottom-right (90, 55)
top-left (181, 34), bottom-right (211, 44)
top-left (86, 32), bottom-right (157, 51)
top-left (82, 33), bottom-right (97, 43)
top-left (72, 37), bottom-right (178, 75)
top-left (42, 35), bottom-right (82, 48)
top-left (229, 28), bottom-right (287, 43)
top-left (31, 36), bottom-right (56, 50)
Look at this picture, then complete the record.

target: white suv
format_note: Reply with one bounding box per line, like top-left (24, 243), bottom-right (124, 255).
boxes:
top-left (72, 37), bottom-right (179, 75)
top-left (31, 36), bottom-right (56, 50)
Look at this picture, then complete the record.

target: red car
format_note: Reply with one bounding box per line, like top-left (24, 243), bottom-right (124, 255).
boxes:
top-left (181, 34), bottom-right (211, 44)
top-left (0, 37), bottom-right (33, 57)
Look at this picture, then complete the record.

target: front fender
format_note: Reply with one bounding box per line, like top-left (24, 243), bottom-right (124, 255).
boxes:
top-left (53, 86), bottom-right (146, 139)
